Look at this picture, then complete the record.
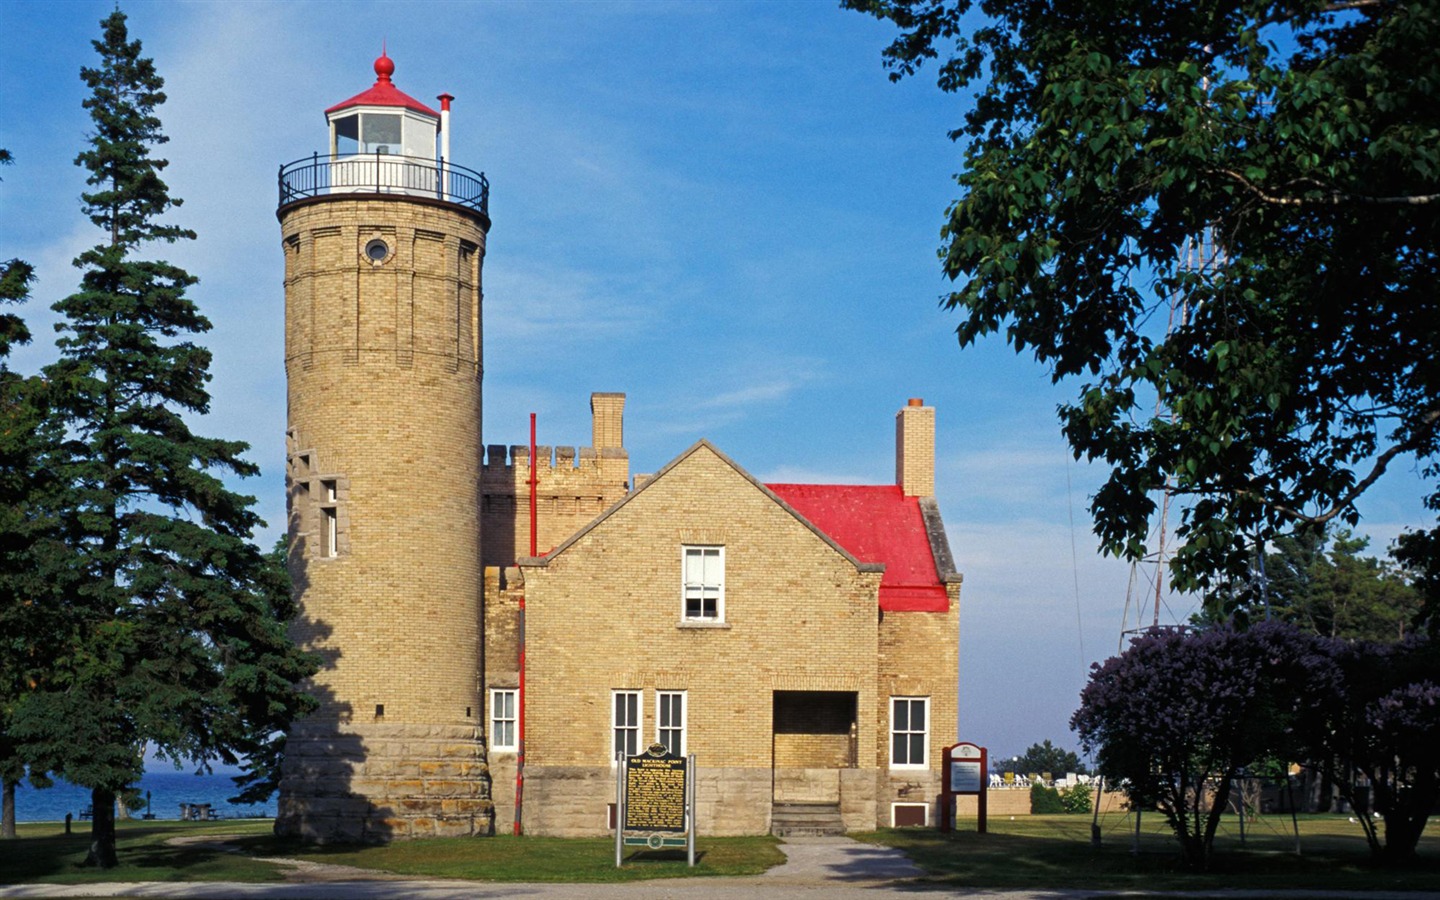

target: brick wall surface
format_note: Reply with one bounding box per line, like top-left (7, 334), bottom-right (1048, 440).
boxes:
top-left (895, 403), bottom-right (936, 498)
top-left (875, 585), bottom-right (960, 827)
top-left (480, 443), bottom-right (628, 571)
top-left (501, 441), bottom-right (960, 836)
top-left (481, 393), bottom-right (629, 572)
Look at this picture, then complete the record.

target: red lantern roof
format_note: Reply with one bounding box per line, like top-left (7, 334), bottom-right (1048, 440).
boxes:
top-left (325, 51), bottom-right (440, 119)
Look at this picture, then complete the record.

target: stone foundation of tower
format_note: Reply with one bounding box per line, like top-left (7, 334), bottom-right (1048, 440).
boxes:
top-left (276, 721), bottom-right (493, 842)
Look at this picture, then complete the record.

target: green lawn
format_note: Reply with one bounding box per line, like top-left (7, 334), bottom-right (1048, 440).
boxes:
top-left (857, 812), bottom-right (1440, 893)
top-left (0, 819), bottom-right (285, 884)
top-left (239, 832), bottom-right (785, 882)
top-left (6, 812), bottom-right (1437, 891)
top-left (1, 819), bottom-right (783, 885)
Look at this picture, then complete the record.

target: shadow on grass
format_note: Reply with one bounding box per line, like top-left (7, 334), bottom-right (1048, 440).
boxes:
top-left (0, 829), bottom-right (95, 883)
top-left (235, 832), bottom-right (779, 882)
top-left (620, 847), bottom-right (706, 866)
top-left (1, 820), bottom-right (284, 885)
top-left (862, 815), bottom-right (1440, 894)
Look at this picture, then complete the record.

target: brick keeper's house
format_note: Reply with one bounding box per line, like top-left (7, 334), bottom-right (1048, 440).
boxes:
top-left (482, 398), bottom-right (962, 836)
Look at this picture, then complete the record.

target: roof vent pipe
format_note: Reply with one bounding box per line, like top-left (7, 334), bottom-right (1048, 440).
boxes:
top-left (437, 93), bottom-right (454, 196)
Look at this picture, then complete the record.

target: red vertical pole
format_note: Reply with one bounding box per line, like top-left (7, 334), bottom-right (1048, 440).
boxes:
top-left (528, 413), bottom-right (538, 557)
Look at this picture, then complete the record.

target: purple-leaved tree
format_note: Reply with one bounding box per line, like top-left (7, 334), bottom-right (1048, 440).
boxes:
top-left (1072, 621), bottom-right (1335, 869)
top-left (1310, 636), bottom-right (1440, 861)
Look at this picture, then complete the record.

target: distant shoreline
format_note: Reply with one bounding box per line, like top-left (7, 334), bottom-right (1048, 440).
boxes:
top-left (10, 771), bottom-right (275, 824)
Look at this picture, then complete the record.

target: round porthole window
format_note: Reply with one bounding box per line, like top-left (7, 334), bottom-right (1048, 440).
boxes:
top-left (364, 238), bottom-right (390, 263)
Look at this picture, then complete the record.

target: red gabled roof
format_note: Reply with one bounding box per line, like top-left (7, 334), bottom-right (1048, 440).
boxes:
top-left (325, 52), bottom-right (440, 119)
top-left (767, 483), bottom-right (950, 612)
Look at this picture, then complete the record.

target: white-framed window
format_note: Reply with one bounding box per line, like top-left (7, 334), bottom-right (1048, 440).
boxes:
top-left (890, 697), bottom-right (929, 769)
top-left (656, 691), bottom-right (686, 756)
top-left (613, 690), bottom-right (641, 763)
top-left (490, 689), bottom-right (517, 752)
top-left (322, 507), bottom-right (338, 558)
top-left (682, 546), bottom-right (724, 621)
top-left (320, 479), bottom-right (339, 558)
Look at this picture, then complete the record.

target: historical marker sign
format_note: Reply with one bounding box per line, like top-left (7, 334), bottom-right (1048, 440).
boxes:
top-left (616, 744), bottom-right (695, 867)
top-left (624, 751), bottom-right (687, 833)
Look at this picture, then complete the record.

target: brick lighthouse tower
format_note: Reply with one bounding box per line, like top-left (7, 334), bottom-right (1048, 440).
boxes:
top-left (275, 52), bottom-right (493, 841)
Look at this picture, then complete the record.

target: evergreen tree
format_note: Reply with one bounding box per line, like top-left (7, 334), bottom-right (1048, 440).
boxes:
top-left (1202, 527), bottom-right (1424, 639)
top-left (9, 12), bottom-right (315, 867)
top-left (0, 147), bottom-right (42, 841)
top-left (1010, 739), bottom-right (1085, 778)
top-left (0, 150), bottom-right (34, 361)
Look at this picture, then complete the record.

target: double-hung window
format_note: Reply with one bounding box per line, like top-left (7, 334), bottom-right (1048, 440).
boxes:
top-left (682, 546), bottom-right (724, 621)
top-left (890, 697), bottom-right (929, 769)
top-left (613, 690), bottom-right (641, 762)
top-left (490, 689), bottom-right (516, 752)
top-left (656, 691), bottom-right (686, 756)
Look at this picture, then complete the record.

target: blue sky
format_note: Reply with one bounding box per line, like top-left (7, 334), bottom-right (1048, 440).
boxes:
top-left (2, 0), bottom-right (1431, 762)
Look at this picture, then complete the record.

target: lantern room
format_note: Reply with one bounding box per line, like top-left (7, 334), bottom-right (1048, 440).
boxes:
top-left (277, 51), bottom-right (488, 215)
top-left (326, 52), bottom-right (442, 160)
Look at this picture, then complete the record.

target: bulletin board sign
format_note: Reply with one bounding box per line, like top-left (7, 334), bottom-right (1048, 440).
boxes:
top-left (941, 742), bottom-right (987, 834)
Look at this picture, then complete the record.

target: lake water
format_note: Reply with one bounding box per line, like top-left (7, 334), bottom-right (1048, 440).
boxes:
top-left (10, 770), bottom-right (275, 823)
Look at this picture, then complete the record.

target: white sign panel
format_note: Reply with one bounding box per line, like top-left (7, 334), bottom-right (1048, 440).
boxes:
top-left (950, 760), bottom-right (983, 793)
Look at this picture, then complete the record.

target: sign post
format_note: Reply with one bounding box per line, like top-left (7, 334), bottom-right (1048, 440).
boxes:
top-left (616, 744), bottom-right (694, 867)
top-left (942, 742), bottom-right (987, 834)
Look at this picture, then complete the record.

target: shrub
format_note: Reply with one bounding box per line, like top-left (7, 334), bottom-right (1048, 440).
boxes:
top-left (1030, 783), bottom-right (1063, 814)
top-left (1060, 783), bottom-right (1092, 814)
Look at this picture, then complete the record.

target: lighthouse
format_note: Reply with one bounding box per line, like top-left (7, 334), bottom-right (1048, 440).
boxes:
top-left (275, 52), bottom-right (492, 842)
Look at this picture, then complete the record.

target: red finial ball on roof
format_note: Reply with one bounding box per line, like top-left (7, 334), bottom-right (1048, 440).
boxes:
top-left (374, 52), bottom-right (395, 83)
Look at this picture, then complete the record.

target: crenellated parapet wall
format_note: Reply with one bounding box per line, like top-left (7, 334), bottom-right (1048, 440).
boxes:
top-left (482, 443), bottom-right (629, 487)
top-left (480, 394), bottom-right (630, 571)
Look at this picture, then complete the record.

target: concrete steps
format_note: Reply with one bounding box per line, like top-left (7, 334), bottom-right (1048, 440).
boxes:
top-left (771, 801), bottom-right (845, 836)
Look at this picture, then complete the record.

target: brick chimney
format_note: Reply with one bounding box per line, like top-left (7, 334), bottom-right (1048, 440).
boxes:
top-left (591, 392), bottom-right (625, 450)
top-left (895, 398), bottom-right (935, 498)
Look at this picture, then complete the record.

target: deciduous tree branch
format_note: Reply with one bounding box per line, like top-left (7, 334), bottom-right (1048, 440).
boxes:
top-left (1215, 168), bottom-right (1439, 207)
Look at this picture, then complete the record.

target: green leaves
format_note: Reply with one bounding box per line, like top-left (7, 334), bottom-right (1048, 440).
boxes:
top-left (5, 11), bottom-right (317, 867)
top-left (850, 0), bottom-right (1440, 593)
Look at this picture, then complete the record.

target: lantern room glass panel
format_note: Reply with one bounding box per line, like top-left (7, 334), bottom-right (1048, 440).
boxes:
top-left (332, 114), bottom-right (359, 156)
top-left (403, 112), bottom-right (437, 160)
top-left (361, 114), bottom-right (402, 155)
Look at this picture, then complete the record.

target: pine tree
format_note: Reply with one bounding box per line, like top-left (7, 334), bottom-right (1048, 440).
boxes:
top-left (0, 147), bottom-right (41, 841)
top-left (0, 374), bottom-right (58, 842)
top-left (9, 12), bottom-right (316, 867)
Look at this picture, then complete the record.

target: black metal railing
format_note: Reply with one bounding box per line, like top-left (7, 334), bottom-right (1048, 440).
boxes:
top-left (278, 152), bottom-right (489, 215)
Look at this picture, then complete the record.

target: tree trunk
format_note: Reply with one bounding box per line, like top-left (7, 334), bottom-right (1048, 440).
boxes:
top-left (1196, 775), bottom-right (1234, 870)
top-left (1381, 810), bottom-right (1427, 862)
top-left (2, 779), bottom-right (15, 839)
top-left (85, 787), bottom-right (118, 869)
top-left (1317, 764), bottom-right (1333, 812)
